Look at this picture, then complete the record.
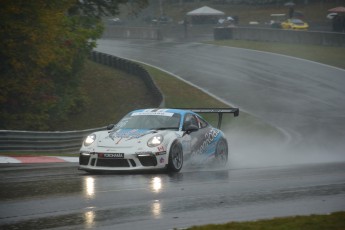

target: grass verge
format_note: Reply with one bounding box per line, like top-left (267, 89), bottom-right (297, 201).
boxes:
top-left (50, 60), bottom-right (158, 130)
top-left (186, 212), bottom-right (345, 230)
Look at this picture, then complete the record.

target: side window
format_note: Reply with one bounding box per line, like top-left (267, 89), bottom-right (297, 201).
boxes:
top-left (197, 115), bottom-right (208, 128)
top-left (183, 113), bottom-right (199, 130)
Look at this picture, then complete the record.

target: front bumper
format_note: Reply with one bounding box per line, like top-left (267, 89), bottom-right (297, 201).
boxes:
top-left (78, 151), bottom-right (167, 171)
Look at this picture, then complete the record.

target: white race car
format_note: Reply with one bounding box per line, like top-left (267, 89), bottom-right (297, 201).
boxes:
top-left (79, 108), bottom-right (239, 173)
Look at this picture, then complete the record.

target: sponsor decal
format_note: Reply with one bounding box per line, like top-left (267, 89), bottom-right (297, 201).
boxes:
top-left (98, 153), bottom-right (124, 158)
top-left (116, 138), bottom-right (122, 144)
top-left (114, 117), bottom-right (130, 129)
top-left (131, 109), bottom-right (173, 117)
top-left (157, 146), bottom-right (165, 152)
top-left (135, 151), bottom-right (153, 156)
top-left (155, 151), bottom-right (166, 156)
top-left (109, 129), bottom-right (152, 140)
top-left (194, 128), bottom-right (220, 155)
top-left (160, 158), bottom-right (165, 163)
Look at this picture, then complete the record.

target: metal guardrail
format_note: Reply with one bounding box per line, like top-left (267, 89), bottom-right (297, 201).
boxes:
top-left (102, 26), bottom-right (162, 40)
top-left (0, 51), bottom-right (164, 154)
top-left (0, 127), bottom-right (105, 153)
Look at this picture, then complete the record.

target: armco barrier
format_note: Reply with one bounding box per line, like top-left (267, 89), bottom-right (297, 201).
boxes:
top-left (0, 127), bottom-right (105, 153)
top-left (102, 26), bottom-right (162, 40)
top-left (0, 52), bottom-right (164, 154)
top-left (214, 27), bottom-right (345, 47)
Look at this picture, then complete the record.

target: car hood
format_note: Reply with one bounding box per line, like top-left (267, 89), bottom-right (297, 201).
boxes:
top-left (96, 129), bottom-right (160, 148)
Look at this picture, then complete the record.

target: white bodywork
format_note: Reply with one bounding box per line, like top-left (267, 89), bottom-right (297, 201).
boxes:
top-left (79, 129), bottom-right (186, 171)
top-left (78, 108), bottom-right (237, 172)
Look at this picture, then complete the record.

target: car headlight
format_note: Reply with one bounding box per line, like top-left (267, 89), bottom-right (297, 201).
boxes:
top-left (84, 134), bottom-right (96, 146)
top-left (147, 135), bottom-right (164, 147)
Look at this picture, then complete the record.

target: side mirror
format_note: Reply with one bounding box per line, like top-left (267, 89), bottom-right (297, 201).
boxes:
top-left (107, 124), bottom-right (114, 130)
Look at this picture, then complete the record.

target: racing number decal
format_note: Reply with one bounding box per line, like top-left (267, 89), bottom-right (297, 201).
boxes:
top-left (183, 113), bottom-right (220, 156)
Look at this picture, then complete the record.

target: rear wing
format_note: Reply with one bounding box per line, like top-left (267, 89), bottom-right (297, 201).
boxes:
top-left (179, 108), bottom-right (239, 129)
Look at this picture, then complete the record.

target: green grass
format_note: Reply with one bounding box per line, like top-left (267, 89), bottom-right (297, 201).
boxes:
top-left (49, 60), bottom-right (158, 130)
top-left (145, 65), bottom-right (228, 108)
top-left (207, 40), bottom-right (345, 70)
top-left (48, 59), bottom-right (248, 130)
top-left (145, 64), bottom-right (233, 128)
top-left (186, 212), bottom-right (345, 230)
top-left (54, 60), bottom-right (240, 130)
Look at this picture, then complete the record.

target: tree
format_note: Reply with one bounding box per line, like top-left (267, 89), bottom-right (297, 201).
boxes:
top-left (0, 0), bottom-right (148, 130)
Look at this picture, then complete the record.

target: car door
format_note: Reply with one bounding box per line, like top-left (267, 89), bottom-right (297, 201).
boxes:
top-left (181, 113), bottom-right (212, 158)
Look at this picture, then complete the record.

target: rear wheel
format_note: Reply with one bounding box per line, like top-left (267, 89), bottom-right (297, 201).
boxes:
top-left (167, 141), bottom-right (183, 172)
top-left (215, 138), bottom-right (228, 167)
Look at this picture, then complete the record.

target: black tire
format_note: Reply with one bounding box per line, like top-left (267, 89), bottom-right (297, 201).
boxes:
top-left (215, 138), bottom-right (228, 167)
top-left (167, 141), bottom-right (183, 172)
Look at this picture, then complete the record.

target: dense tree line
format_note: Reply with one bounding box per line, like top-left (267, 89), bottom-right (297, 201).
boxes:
top-left (0, 0), bottom-right (147, 130)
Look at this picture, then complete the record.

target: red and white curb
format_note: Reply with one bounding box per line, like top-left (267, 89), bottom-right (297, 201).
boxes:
top-left (0, 156), bottom-right (79, 164)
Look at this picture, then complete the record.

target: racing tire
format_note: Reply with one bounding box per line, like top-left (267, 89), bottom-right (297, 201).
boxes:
top-left (167, 141), bottom-right (183, 172)
top-left (215, 138), bottom-right (228, 167)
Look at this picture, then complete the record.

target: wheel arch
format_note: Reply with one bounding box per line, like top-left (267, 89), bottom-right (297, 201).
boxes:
top-left (166, 137), bottom-right (183, 163)
top-left (166, 138), bottom-right (184, 172)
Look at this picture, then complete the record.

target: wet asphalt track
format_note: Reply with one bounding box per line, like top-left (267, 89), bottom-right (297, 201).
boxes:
top-left (1, 39), bottom-right (345, 229)
top-left (1, 162), bottom-right (345, 230)
top-left (94, 39), bottom-right (345, 160)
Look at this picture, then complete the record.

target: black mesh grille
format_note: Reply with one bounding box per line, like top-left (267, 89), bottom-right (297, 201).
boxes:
top-left (79, 155), bottom-right (90, 165)
top-left (96, 159), bottom-right (130, 167)
top-left (138, 156), bottom-right (157, 166)
top-left (129, 159), bottom-right (136, 167)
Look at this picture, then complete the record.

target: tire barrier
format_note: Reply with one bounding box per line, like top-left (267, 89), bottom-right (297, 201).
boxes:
top-left (0, 52), bottom-right (164, 154)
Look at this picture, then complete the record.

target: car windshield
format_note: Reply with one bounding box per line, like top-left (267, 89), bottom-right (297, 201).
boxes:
top-left (291, 19), bottom-right (304, 24)
top-left (114, 112), bottom-right (181, 130)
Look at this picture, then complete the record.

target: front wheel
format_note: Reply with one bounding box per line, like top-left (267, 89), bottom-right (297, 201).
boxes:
top-left (215, 138), bottom-right (228, 167)
top-left (167, 141), bottom-right (183, 172)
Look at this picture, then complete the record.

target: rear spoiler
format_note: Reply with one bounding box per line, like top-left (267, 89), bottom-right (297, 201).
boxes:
top-left (178, 108), bottom-right (239, 129)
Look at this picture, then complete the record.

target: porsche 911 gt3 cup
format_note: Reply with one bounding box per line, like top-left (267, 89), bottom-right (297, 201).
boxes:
top-left (79, 108), bottom-right (239, 173)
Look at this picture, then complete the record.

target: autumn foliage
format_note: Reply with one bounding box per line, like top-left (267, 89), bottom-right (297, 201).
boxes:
top-left (0, 1), bottom-right (107, 130)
